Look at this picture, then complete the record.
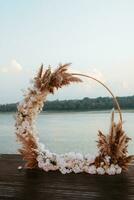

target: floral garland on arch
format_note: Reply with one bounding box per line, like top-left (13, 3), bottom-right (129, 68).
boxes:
top-left (15, 63), bottom-right (134, 175)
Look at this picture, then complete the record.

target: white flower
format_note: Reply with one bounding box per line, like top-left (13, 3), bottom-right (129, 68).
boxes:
top-left (73, 165), bottom-right (81, 173)
top-left (85, 154), bottom-right (95, 164)
top-left (60, 168), bottom-right (70, 174)
top-left (66, 152), bottom-right (76, 160)
top-left (57, 157), bottom-right (66, 168)
top-left (66, 160), bottom-right (74, 168)
top-left (66, 168), bottom-right (72, 173)
top-left (37, 155), bottom-right (45, 168)
top-left (115, 164), bottom-right (122, 174)
top-left (45, 159), bottom-right (50, 165)
top-left (75, 153), bottom-right (83, 161)
top-left (22, 120), bottom-right (29, 128)
top-left (17, 126), bottom-right (25, 134)
top-left (83, 166), bottom-right (89, 173)
top-left (38, 161), bottom-right (44, 169)
top-left (116, 167), bottom-right (122, 174)
top-left (78, 162), bottom-right (84, 169)
top-left (105, 155), bottom-right (111, 163)
top-left (49, 165), bottom-right (58, 171)
top-left (42, 164), bottom-right (49, 172)
top-left (36, 155), bottom-right (43, 162)
top-left (106, 164), bottom-right (116, 175)
top-left (45, 150), bottom-right (52, 159)
top-left (97, 167), bottom-right (105, 175)
top-left (88, 165), bottom-right (97, 174)
top-left (38, 143), bottom-right (46, 152)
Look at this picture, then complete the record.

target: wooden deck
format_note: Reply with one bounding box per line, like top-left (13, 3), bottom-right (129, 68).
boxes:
top-left (0, 155), bottom-right (134, 200)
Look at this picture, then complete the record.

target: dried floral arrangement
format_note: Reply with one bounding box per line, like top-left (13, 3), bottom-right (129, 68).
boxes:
top-left (15, 63), bottom-right (134, 175)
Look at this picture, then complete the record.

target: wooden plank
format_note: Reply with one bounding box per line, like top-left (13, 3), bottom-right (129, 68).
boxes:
top-left (0, 154), bottom-right (134, 200)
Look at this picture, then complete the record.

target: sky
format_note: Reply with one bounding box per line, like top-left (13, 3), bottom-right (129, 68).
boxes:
top-left (0, 0), bottom-right (134, 104)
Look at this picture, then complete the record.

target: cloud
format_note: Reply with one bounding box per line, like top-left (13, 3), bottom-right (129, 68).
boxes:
top-left (70, 67), bottom-right (106, 83)
top-left (66, 67), bottom-right (106, 97)
top-left (122, 81), bottom-right (129, 89)
top-left (11, 59), bottom-right (23, 72)
top-left (88, 68), bottom-right (106, 83)
top-left (0, 59), bottom-right (23, 73)
top-left (1, 67), bottom-right (8, 73)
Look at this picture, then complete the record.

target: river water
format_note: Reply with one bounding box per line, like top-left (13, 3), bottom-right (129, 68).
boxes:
top-left (0, 111), bottom-right (134, 154)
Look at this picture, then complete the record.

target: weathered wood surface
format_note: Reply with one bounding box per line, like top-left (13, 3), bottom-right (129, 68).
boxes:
top-left (0, 155), bottom-right (134, 200)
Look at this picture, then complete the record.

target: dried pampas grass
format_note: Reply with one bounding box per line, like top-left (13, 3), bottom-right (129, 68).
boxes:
top-left (96, 111), bottom-right (134, 170)
top-left (34, 63), bottom-right (82, 93)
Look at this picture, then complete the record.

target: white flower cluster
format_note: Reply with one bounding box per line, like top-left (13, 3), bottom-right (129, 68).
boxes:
top-left (15, 83), bottom-right (48, 138)
top-left (37, 146), bottom-right (122, 175)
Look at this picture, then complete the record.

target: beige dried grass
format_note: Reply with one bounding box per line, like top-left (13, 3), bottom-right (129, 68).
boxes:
top-left (96, 111), bottom-right (134, 170)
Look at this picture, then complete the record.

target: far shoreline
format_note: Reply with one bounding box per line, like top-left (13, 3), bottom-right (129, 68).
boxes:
top-left (0, 95), bottom-right (134, 112)
top-left (0, 109), bottom-right (134, 114)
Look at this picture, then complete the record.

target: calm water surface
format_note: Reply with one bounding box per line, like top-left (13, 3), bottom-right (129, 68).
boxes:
top-left (0, 111), bottom-right (134, 154)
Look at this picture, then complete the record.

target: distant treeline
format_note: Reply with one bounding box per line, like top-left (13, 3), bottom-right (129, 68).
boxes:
top-left (0, 96), bottom-right (134, 112)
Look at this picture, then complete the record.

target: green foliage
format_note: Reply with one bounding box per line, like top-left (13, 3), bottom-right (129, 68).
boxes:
top-left (0, 96), bottom-right (134, 112)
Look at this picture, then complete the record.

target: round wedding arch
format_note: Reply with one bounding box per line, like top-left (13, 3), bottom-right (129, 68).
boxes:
top-left (15, 63), bottom-right (134, 175)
